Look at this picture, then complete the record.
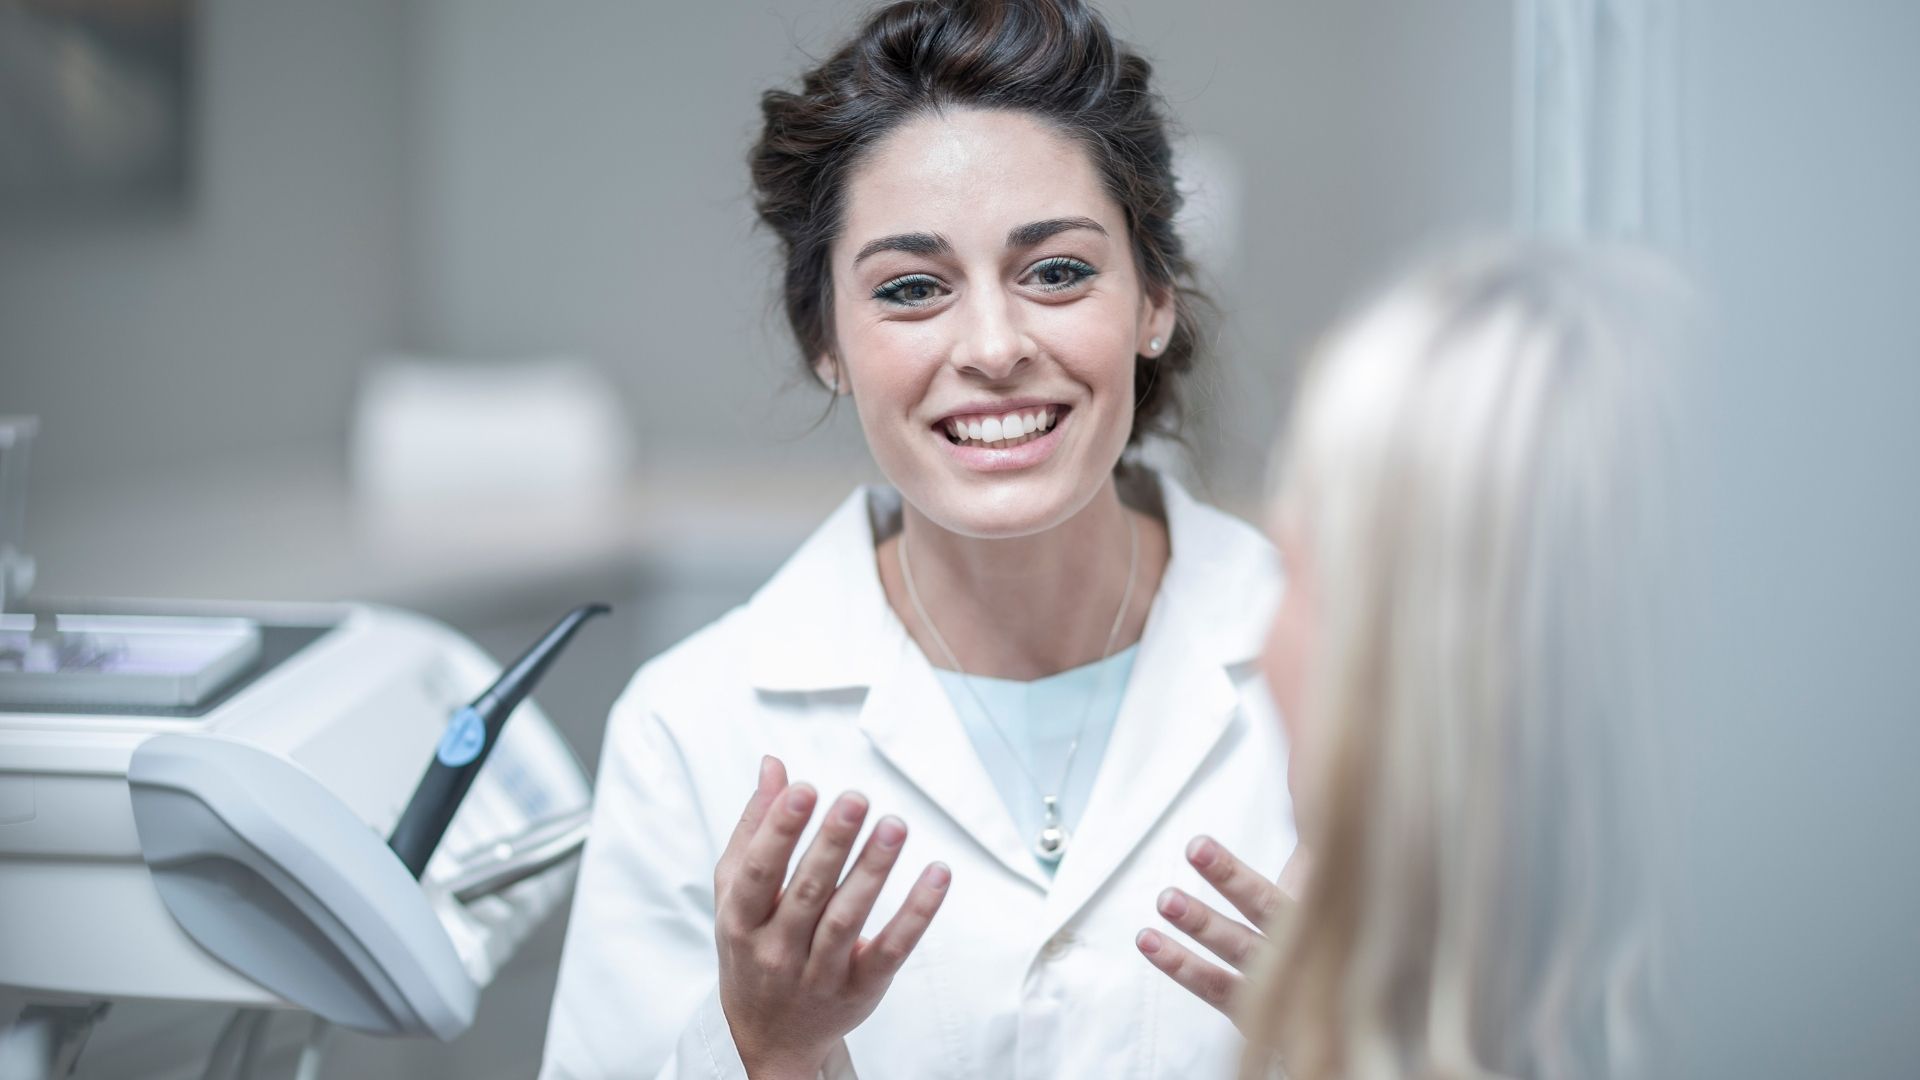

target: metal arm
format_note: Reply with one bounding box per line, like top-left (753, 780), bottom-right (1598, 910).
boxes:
top-left (0, 417), bottom-right (38, 616)
top-left (438, 808), bottom-right (592, 905)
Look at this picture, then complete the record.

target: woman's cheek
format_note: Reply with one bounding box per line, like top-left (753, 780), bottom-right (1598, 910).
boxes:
top-left (845, 333), bottom-right (941, 447)
top-left (1044, 304), bottom-right (1136, 382)
top-left (1263, 540), bottom-right (1319, 813)
top-left (1263, 604), bottom-right (1305, 790)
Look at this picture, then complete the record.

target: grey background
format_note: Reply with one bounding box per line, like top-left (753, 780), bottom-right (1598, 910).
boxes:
top-left (1667, 3), bottom-right (1920, 1078)
top-left (0, 0), bottom-right (1511, 505)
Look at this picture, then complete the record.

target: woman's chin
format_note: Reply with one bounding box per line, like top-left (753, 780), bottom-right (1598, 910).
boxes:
top-left (909, 463), bottom-right (1107, 540)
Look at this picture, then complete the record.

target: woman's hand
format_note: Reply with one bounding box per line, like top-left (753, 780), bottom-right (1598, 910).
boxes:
top-left (715, 756), bottom-right (950, 1080)
top-left (1134, 835), bottom-right (1293, 1033)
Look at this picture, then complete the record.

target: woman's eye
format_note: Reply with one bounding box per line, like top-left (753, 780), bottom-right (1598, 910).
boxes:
top-left (873, 274), bottom-right (947, 307)
top-left (1027, 257), bottom-right (1097, 292)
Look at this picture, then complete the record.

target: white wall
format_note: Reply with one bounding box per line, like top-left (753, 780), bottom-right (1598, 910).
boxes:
top-left (1110, 0), bottom-right (1512, 497)
top-left (1668, 2), bottom-right (1920, 1075)
top-left (0, 0), bottom-right (1510, 504)
top-left (403, 0), bottom-right (877, 481)
top-left (0, 0), bottom-right (410, 493)
top-left (403, 0), bottom-right (1513, 502)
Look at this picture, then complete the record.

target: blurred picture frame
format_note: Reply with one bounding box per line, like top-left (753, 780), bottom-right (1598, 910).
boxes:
top-left (0, 0), bottom-right (194, 215)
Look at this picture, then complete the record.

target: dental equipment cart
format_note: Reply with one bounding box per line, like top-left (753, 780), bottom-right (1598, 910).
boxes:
top-left (0, 418), bottom-right (601, 1079)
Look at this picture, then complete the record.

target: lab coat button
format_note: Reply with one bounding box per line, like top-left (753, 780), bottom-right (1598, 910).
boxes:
top-left (1040, 931), bottom-right (1076, 961)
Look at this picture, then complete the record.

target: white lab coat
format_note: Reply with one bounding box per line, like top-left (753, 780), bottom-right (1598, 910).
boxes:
top-left (541, 472), bottom-right (1295, 1079)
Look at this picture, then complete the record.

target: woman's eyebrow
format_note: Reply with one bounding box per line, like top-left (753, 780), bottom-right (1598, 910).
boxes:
top-left (854, 231), bottom-right (953, 265)
top-left (1007, 216), bottom-right (1107, 249)
top-left (852, 218), bottom-right (1105, 265)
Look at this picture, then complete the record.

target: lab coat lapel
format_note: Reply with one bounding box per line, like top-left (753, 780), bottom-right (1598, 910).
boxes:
top-left (856, 636), bottom-right (1053, 893)
top-left (1037, 473), bottom-right (1280, 936)
top-left (747, 485), bottom-right (1049, 891)
top-left (1039, 592), bottom-right (1240, 933)
top-left (745, 477), bottom-right (1280, 915)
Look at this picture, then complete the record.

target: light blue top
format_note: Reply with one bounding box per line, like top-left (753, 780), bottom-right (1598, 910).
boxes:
top-left (933, 645), bottom-right (1139, 877)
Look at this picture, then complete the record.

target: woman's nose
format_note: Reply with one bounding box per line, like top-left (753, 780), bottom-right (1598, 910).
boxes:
top-left (951, 292), bottom-right (1032, 381)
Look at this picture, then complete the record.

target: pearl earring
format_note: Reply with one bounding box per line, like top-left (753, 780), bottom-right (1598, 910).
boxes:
top-left (1148, 337), bottom-right (1164, 353)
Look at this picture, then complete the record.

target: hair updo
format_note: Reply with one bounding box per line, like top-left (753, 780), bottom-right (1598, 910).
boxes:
top-left (750, 0), bottom-right (1205, 446)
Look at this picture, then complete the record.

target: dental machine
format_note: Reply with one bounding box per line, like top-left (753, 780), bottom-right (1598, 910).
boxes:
top-left (0, 416), bottom-right (608, 1079)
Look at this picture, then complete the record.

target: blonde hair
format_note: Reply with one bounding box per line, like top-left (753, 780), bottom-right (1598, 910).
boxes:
top-left (1243, 242), bottom-right (1680, 1080)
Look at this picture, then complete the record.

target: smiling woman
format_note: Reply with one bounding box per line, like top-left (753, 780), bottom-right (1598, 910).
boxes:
top-left (541, 3), bottom-right (1294, 1078)
top-left (828, 107), bottom-right (1169, 540)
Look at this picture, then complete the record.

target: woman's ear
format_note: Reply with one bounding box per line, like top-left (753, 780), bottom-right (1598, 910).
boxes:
top-left (813, 353), bottom-right (850, 395)
top-left (1139, 289), bottom-right (1178, 356)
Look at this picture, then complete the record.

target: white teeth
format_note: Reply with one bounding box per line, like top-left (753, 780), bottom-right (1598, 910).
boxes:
top-left (943, 407), bottom-right (1063, 447)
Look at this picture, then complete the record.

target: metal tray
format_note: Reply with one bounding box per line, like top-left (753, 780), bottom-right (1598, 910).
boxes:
top-left (0, 614), bottom-right (262, 708)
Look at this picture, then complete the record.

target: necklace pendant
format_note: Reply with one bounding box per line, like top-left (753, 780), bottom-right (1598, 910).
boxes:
top-left (1035, 824), bottom-right (1069, 864)
top-left (1035, 795), bottom-right (1069, 865)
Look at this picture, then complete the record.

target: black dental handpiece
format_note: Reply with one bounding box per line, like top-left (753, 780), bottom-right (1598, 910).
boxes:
top-left (388, 603), bottom-right (610, 879)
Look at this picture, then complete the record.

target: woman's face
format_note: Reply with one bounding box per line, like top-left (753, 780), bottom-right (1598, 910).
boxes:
top-left (1263, 524), bottom-right (1322, 828)
top-left (824, 108), bottom-right (1175, 538)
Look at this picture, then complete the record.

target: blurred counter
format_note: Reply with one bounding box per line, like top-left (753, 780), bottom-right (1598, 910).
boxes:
top-left (30, 448), bottom-right (872, 616)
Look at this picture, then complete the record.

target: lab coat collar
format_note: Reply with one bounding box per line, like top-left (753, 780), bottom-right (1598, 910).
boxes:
top-left (744, 485), bottom-right (901, 694)
top-left (858, 631), bottom-right (1055, 889)
top-left (1040, 472), bottom-right (1281, 931)
top-left (744, 472), bottom-right (1281, 900)
top-left (745, 472), bottom-right (1273, 692)
top-left (745, 483), bottom-right (1052, 887)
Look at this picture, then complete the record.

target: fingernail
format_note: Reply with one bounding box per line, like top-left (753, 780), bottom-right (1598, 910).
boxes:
top-left (758, 756), bottom-right (776, 789)
top-left (1158, 888), bottom-right (1187, 918)
top-left (786, 785), bottom-right (814, 812)
top-left (928, 862), bottom-right (951, 890)
top-left (1137, 929), bottom-right (1162, 954)
top-left (838, 794), bottom-right (867, 823)
top-left (874, 817), bottom-right (906, 848)
top-left (1187, 836), bottom-right (1216, 868)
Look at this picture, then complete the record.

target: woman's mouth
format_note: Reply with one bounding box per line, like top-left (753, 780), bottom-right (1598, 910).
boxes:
top-left (931, 404), bottom-right (1069, 473)
top-left (939, 405), bottom-right (1062, 449)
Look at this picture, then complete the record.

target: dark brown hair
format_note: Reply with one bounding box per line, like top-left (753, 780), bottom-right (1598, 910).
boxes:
top-left (750, 0), bottom-right (1205, 446)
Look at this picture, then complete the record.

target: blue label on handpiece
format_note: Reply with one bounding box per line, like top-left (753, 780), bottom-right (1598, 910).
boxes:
top-left (436, 706), bottom-right (487, 767)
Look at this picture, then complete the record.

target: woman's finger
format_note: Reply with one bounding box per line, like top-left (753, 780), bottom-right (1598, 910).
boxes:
top-left (1156, 887), bottom-right (1267, 972)
top-left (719, 756), bottom-right (787, 874)
top-left (852, 862), bottom-right (950, 985)
top-left (1186, 835), bottom-right (1288, 931)
top-left (722, 781), bottom-right (816, 928)
top-left (770, 791), bottom-right (869, 947)
top-left (1135, 927), bottom-right (1243, 1016)
top-left (808, 815), bottom-right (908, 970)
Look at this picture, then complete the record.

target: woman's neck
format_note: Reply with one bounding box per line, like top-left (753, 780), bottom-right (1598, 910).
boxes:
top-left (878, 479), bottom-right (1170, 681)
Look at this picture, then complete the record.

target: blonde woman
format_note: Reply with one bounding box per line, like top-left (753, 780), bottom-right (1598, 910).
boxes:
top-left (1136, 243), bottom-right (1676, 1079)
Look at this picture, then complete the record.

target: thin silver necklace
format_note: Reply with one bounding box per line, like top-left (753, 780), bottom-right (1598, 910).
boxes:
top-left (898, 511), bottom-right (1139, 865)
